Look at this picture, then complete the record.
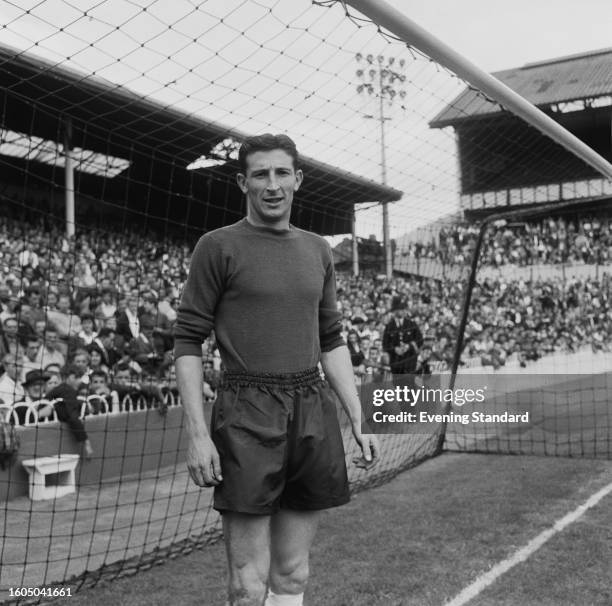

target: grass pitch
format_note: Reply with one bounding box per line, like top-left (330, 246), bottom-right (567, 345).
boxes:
top-left (54, 452), bottom-right (612, 606)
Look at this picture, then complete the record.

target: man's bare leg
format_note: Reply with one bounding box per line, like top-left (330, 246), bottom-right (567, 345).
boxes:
top-left (266, 509), bottom-right (320, 605)
top-left (223, 512), bottom-right (271, 606)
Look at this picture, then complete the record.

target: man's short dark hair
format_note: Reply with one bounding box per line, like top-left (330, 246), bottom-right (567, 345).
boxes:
top-left (60, 363), bottom-right (81, 379)
top-left (97, 327), bottom-right (114, 339)
top-left (90, 369), bottom-right (108, 381)
top-left (238, 134), bottom-right (299, 172)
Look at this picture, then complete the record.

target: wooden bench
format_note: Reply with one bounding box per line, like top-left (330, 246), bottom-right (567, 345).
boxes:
top-left (21, 454), bottom-right (80, 500)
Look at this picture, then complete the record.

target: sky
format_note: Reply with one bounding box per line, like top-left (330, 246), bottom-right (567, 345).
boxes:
top-left (385, 0), bottom-right (612, 73)
top-left (0, 0), bottom-right (610, 242)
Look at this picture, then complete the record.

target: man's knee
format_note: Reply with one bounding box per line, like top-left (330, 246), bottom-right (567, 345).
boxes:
top-left (228, 559), bottom-right (267, 606)
top-left (269, 555), bottom-right (309, 594)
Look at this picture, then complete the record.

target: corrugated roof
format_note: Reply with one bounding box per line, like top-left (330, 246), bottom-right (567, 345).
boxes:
top-left (431, 48), bottom-right (612, 127)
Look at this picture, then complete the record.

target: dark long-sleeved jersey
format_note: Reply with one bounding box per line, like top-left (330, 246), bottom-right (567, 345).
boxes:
top-left (174, 218), bottom-right (344, 373)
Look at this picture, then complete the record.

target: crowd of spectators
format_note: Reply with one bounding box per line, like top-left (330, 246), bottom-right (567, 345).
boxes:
top-left (0, 212), bottom-right (611, 423)
top-left (336, 270), bottom-right (612, 381)
top-left (403, 215), bottom-right (612, 267)
top-left (0, 216), bottom-right (222, 432)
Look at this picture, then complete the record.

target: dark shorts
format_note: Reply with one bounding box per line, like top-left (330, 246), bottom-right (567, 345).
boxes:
top-left (211, 367), bottom-right (350, 515)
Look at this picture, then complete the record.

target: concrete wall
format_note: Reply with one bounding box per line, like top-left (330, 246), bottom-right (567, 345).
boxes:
top-left (1, 407), bottom-right (186, 502)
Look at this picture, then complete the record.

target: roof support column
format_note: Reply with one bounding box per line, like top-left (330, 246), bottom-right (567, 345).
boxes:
top-left (351, 206), bottom-right (359, 276)
top-left (63, 116), bottom-right (75, 238)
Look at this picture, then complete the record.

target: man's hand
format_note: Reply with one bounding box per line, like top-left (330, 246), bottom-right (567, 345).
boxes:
top-left (186, 435), bottom-right (223, 487)
top-left (83, 439), bottom-right (94, 461)
top-left (351, 426), bottom-right (380, 471)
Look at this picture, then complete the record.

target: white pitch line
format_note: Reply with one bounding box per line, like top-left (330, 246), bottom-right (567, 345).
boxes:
top-left (445, 479), bottom-right (612, 606)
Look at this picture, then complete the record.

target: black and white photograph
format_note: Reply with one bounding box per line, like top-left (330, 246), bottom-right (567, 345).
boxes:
top-left (0, 1), bottom-right (611, 605)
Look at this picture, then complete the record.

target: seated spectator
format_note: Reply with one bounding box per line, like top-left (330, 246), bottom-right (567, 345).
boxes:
top-left (116, 292), bottom-right (140, 343)
top-left (77, 313), bottom-right (97, 347)
top-left (87, 369), bottom-right (119, 413)
top-left (415, 345), bottom-right (433, 376)
top-left (0, 352), bottom-right (24, 405)
top-left (1, 316), bottom-right (22, 358)
top-left (157, 286), bottom-right (178, 325)
top-left (46, 364), bottom-right (94, 459)
top-left (110, 363), bottom-right (165, 412)
top-left (94, 288), bottom-right (117, 324)
top-left (203, 358), bottom-right (221, 393)
top-left (19, 286), bottom-right (46, 331)
top-left (45, 370), bottom-right (62, 392)
top-left (71, 349), bottom-right (91, 386)
top-left (35, 325), bottom-right (66, 370)
top-left (91, 326), bottom-right (122, 369)
top-left (87, 343), bottom-right (111, 376)
top-left (346, 330), bottom-right (366, 383)
top-left (126, 316), bottom-right (157, 369)
top-left (45, 293), bottom-right (82, 341)
top-left (140, 291), bottom-right (172, 335)
top-left (15, 369), bottom-right (54, 424)
top-left (20, 336), bottom-right (42, 381)
top-left (363, 344), bottom-right (387, 384)
top-left (0, 284), bottom-right (18, 325)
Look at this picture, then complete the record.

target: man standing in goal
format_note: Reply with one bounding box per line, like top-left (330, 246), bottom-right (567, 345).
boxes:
top-left (174, 133), bottom-right (379, 606)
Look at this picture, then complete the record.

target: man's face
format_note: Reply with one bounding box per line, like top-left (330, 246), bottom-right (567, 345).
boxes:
top-left (28, 291), bottom-right (41, 307)
top-left (26, 380), bottom-right (47, 400)
top-left (2, 356), bottom-right (17, 380)
top-left (73, 354), bottom-right (88, 372)
top-left (127, 295), bottom-right (138, 313)
top-left (90, 374), bottom-right (107, 391)
top-left (46, 374), bottom-right (61, 391)
top-left (114, 370), bottom-right (131, 386)
top-left (237, 149), bottom-right (303, 228)
top-left (58, 296), bottom-right (71, 313)
top-left (26, 340), bottom-right (39, 361)
top-left (65, 373), bottom-right (81, 391)
top-left (4, 320), bottom-right (17, 338)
